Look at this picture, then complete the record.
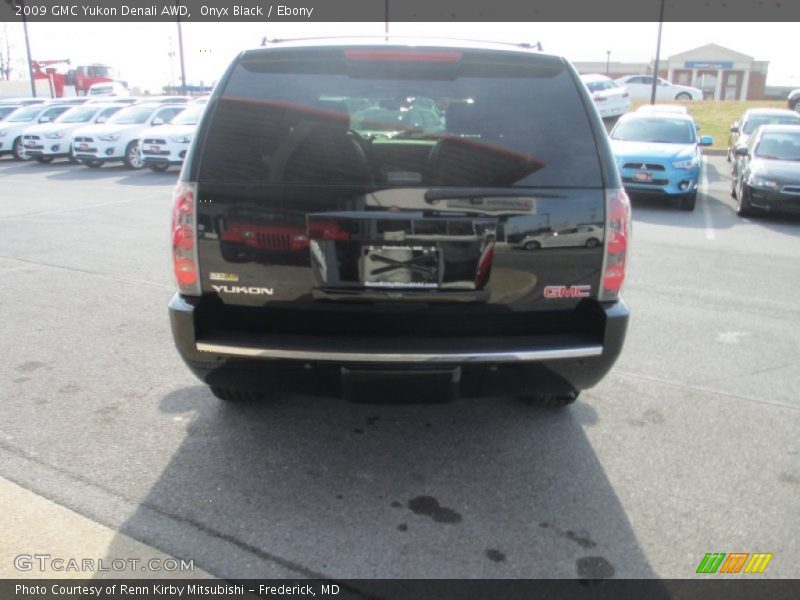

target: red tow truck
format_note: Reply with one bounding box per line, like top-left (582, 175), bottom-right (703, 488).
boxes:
top-left (30, 60), bottom-right (121, 97)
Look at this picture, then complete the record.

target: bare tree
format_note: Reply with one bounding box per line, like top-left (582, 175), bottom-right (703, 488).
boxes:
top-left (0, 25), bottom-right (12, 81)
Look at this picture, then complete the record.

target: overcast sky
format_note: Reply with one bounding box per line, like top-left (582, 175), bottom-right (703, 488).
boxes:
top-left (1, 21), bottom-right (797, 92)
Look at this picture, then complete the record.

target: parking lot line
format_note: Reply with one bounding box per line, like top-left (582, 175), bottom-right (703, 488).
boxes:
top-left (700, 156), bottom-right (716, 240)
top-left (0, 198), bottom-right (137, 222)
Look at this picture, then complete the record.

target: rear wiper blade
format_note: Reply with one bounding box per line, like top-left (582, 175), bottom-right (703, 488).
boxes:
top-left (392, 127), bottom-right (426, 139)
top-left (424, 188), bottom-right (562, 203)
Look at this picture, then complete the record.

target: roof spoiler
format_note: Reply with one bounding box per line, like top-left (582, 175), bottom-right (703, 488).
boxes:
top-left (259, 35), bottom-right (543, 51)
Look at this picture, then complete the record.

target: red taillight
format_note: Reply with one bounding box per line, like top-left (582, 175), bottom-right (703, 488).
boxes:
top-left (174, 256), bottom-right (197, 286)
top-left (171, 182), bottom-right (200, 295)
top-left (173, 225), bottom-right (194, 250)
top-left (601, 189), bottom-right (631, 301)
top-left (345, 50), bottom-right (462, 63)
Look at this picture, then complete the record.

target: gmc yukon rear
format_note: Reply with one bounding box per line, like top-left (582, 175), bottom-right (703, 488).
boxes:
top-left (169, 39), bottom-right (631, 406)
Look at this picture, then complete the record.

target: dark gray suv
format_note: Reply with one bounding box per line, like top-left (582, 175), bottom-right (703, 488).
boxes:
top-left (169, 38), bottom-right (631, 406)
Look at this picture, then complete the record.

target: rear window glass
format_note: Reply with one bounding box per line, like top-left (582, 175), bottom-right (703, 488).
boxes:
top-left (199, 48), bottom-right (602, 187)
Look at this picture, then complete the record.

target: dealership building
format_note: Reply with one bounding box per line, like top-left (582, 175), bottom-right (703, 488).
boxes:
top-left (574, 43), bottom-right (770, 100)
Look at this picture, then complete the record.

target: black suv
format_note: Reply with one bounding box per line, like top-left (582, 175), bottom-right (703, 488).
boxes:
top-left (169, 39), bottom-right (631, 406)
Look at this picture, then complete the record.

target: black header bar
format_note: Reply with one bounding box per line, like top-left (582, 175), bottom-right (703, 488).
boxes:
top-left (1, 0), bottom-right (799, 23)
top-left (2, 579), bottom-right (800, 600)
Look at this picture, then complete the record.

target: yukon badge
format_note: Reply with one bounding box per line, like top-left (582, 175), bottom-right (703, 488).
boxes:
top-left (212, 285), bottom-right (273, 296)
top-left (544, 285), bottom-right (591, 299)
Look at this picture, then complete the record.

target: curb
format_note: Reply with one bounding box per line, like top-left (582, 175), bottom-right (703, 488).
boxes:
top-left (0, 476), bottom-right (215, 579)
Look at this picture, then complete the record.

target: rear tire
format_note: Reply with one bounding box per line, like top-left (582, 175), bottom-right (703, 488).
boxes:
top-left (584, 237), bottom-right (600, 248)
top-left (35, 156), bottom-right (53, 163)
top-left (519, 392), bottom-right (579, 409)
top-left (523, 241), bottom-right (541, 251)
top-left (676, 92), bottom-right (692, 100)
top-left (679, 192), bottom-right (696, 211)
top-left (68, 146), bottom-right (80, 164)
top-left (209, 386), bottom-right (263, 403)
top-left (791, 98), bottom-right (800, 112)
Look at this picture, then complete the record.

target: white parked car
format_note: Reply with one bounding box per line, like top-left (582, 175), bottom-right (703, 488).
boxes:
top-left (0, 103), bottom-right (73, 160)
top-left (72, 103), bottom-right (186, 169)
top-left (86, 81), bottom-right (130, 97)
top-left (138, 103), bottom-right (205, 172)
top-left (516, 225), bottom-right (603, 250)
top-left (615, 75), bottom-right (703, 101)
top-left (580, 74), bottom-right (631, 118)
top-left (21, 103), bottom-right (127, 163)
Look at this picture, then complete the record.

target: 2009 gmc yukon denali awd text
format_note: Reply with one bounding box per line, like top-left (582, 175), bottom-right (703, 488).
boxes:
top-left (168, 38), bottom-right (631, 407)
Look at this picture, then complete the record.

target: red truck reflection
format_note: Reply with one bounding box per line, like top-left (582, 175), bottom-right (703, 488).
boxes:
top-left (220, 208), bottom-right (347, 254)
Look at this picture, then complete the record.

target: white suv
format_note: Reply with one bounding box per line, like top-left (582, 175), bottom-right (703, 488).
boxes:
top-left (72, 103), bottom-right (185, 169)
top-left (138, 102), bottom-right (204, 172)
top-left (21, 103), bottom-right (126, 163)
top-left (0, 104), bottom-right (73, 160)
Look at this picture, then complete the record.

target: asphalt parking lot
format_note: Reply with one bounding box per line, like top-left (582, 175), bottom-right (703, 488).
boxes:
top-left (0, 154), bottom-right (798, 581)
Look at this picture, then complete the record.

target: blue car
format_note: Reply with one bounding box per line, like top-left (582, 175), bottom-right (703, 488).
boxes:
top-left (609, 112), bottom-right (713, 211)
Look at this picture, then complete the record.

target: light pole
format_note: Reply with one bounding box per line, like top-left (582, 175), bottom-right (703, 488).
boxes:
top-left (649, 0), bottom-right (666, 105)
top-left (168, 34), bottom-right (175, 90)
top-left (10, 0), bottom-right (37, 96)
top-left (176, 1), bottom-right (187, 94)
top-left (606, 50), bottom-right (611, 75)
top-left (384, 0), bottom-right (389, 41)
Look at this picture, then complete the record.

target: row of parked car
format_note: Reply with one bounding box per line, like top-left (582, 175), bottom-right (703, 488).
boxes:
top-left (726, 108), bottom-right (800, 217)
top-left (579, 74), bottom-right (800, 216)
top-left (0, 95), bottom-right (206, 172)
top-left (579, 73), bottom-right (704, 120)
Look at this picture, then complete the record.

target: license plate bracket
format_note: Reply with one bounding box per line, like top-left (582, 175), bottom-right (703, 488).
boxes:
top-left (361, 245), bottom-right (440, 289)
top-left (342, 367), bottom-right (461, 403)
